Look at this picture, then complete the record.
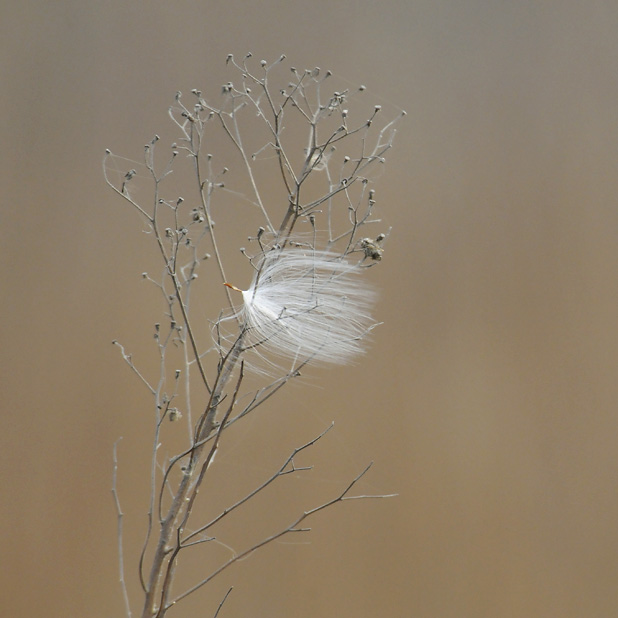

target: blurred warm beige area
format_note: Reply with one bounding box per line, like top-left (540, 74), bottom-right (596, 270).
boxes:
top-left (3, 1), bottom-right (618, 616)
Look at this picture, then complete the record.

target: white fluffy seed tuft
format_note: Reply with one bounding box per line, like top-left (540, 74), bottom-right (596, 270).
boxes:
top-left (230, 248), bottom-right (377, 368)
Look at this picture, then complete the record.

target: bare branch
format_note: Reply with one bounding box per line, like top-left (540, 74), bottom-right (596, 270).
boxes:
top-left (106, 54), bottom-right (401, 618)
top-left (167, 459), bottom-right (391, 611)
top-left (214, 588), bottom-right (234, 618)
top-left (182, 423), bottom-right (334, 545)
top-left (112, 439), bottom-right (133, 618)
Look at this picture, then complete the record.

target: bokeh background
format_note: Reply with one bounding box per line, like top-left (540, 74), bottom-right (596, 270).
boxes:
top-left (3, 1), bottom-right (618, 616)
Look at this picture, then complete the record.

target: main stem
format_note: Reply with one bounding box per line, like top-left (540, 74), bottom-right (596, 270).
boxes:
top-left (140, 337), bottom-right (244, 618)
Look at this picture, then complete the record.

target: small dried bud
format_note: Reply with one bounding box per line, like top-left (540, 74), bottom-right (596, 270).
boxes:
top-left (169, 408), bottom-right (182, 422)
top-left (360, 237), bottom-right (384, 261)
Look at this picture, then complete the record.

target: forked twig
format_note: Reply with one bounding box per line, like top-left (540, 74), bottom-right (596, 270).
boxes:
top-left (166, 460), bottom-right (393, 611)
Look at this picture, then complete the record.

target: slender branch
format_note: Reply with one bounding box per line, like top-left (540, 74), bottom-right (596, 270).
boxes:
top-left (214, 110), bottom-right (275, 233)
top-left (191, 135), bottom-right (236, 312)
top-left (167, 270), bottom-right (212, 394)
top-left (112, 439), bottom-right (133, 618)
top-left (156, 363), bottom-right (245, 615)
top-left (166, 461), bottom-right (390, 610)
top-left (103, 150), bottom-right (153, 221)
top-left (214, 588), bottom-right (234, 618)
top-left (183, 423), bottom-right (334, 544)
top-left (112, 341), bottom-right (156, 395)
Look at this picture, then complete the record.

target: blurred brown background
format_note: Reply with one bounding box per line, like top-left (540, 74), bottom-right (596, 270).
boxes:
top-left (3, 1), bottom-right (618, 616)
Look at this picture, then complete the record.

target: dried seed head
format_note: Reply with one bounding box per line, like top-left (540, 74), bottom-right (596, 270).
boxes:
top-left (360, 237), bottom-right (385, 261)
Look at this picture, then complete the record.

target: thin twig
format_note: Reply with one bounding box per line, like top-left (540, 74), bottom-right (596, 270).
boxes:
top-left (167, 461), bottom-right (390, 610)
top-left (112, 341), bottom-right (156, 395)
top-left (112, 439), bottom-right (133, 618)
top-left (213, 588), bottom-right (233, 618)
top-left (183, 423), bottom-right (334, 544)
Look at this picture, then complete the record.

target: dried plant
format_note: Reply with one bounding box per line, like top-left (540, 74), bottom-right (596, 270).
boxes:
top-left (104, 53), bottom-right (404, 618)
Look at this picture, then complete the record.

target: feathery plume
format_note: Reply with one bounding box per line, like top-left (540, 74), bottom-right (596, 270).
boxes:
top-left (225, 248), bottom-right (377, 368)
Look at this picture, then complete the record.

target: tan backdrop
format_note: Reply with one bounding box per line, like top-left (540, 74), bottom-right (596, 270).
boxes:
top-left (3, 1), bottom-right (618, 616)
